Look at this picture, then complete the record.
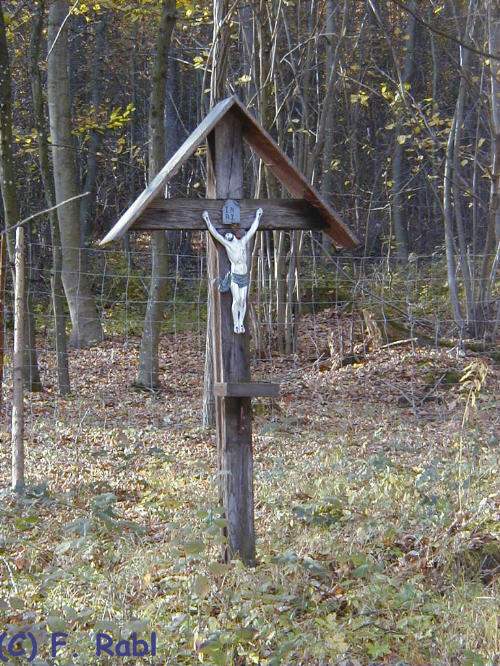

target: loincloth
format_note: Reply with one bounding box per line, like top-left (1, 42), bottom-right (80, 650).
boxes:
top-left (215, 271), bottom-right (249, 292)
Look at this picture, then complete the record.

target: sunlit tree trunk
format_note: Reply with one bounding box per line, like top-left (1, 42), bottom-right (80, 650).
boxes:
top-left (80, 15), bottom-right (107, 251)
top-left (484, 0), bottom-right (500, 336)
top-left (47, 0), bottom-right (103, 348)
top-left (442, 0), bottom-right (478, 335)
top-left (30, 0), bottom-right (70, 395)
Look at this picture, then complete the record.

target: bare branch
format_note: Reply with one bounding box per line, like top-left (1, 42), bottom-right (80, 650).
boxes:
top-left (2, 192), bottom-right (89, 238)
top-left (46, 0), bottom-right (79, 59)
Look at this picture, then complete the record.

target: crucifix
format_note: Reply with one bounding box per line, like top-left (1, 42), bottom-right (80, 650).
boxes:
top-left (203, 207), bottom-right (262, 334)
top-left (100, 96), bottom-right (358, 565)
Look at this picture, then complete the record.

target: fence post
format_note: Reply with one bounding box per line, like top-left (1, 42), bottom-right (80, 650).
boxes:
top-left (0, 234), bottom-right (6, 411)
top-left (12, 226), bottom-right (25, 492)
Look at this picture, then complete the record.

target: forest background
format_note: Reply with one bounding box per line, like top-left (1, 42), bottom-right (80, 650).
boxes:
top-left (1, 0), bottom-right (499, 373)
top-left (0, 0), bottom-right (498, 664)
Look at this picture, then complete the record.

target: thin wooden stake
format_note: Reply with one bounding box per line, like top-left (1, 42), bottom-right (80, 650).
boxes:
top-left (0, 234), bottom-right (6, 411)
top-left (12, 226), bottom-right (25, 492)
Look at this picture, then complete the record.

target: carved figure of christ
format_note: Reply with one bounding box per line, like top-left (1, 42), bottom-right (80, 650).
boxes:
top-left (203, 207), bottom-right (263, 334)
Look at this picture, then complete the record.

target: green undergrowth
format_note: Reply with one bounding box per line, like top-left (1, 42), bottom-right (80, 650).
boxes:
top-left (303, 255), bottom-right (482, 336)
top-left (0, 418), bottom-right (498, 663)
top-left (102, 299), bottom-right (207, 337)
top-left (0, 339), bottom-right (498, 664)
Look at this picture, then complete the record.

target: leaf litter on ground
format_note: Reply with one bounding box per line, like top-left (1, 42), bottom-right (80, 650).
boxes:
top-left (0, 310), bottom-right (498, 664)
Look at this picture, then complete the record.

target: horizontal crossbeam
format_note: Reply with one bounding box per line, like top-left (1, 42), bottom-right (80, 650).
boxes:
top-left (132, 199), bottom-right (327, 233)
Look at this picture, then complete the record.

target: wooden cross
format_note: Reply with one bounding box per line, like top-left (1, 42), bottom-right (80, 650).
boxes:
top-left (100, 96), bottom-right (358, 564)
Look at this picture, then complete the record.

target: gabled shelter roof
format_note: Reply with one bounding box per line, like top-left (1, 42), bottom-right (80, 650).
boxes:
top-left (100, 96), bottom-right (358, 248)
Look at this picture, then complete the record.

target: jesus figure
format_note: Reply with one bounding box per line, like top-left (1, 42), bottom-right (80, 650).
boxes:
top-left (203, 207), bottom-right (263, 334)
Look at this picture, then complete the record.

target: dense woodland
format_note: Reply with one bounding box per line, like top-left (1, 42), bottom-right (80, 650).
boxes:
top-left (0, 1), bottom-right (499, 664)
top-left (0, 0), bottom-right (499, 368)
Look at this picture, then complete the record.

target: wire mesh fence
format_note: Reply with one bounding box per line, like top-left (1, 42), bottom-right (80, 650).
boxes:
top-left (0, 239), bottom-right (498, 438)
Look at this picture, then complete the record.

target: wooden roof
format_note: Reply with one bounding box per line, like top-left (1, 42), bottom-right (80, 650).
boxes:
top-left (100, 96), bottom-right (358, 248)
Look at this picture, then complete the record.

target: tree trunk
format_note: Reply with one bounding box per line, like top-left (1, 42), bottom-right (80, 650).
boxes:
top-left (124, 22), bottom-right (139, 264)
top-left (319, 0), bottom-right (348, 256)
top-left (135, 0), bottom-right (176, 389)
top-left (203, 0), bottom-right (230, 424)
top-left (238, 1), bottom-right (256, 105)
top-left (483, 0), bottom-right (500, 336)
top-left (256, 3), bottom-right (288, 352)
top-left (0, 0), bottom-right (42, 391)
top-left (285, 231), bottom-right (301, 355)
top-left (451, 23), bottom-right (475, 333)
top-left (490, 0), bottom-right (500, 246)
top-left (80, 15), bottom-right (107, 251)
top-left (47, 0), bottom-right (103, 348)
top-left (274, 230), bottom-right (287, 353)
top-left (443, 114), bottom-right (464, 331)
top-left (390, 0), bottom-right (418, 265)
top-left (30, 0), bottom-right (70, 395)
top-left (202, 283), bottom-right (216, 426)
top-left (23, 236), bottom-right (43, 391)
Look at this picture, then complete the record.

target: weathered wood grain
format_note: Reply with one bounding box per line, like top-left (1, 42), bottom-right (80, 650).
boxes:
top-left (229, 97), bottom-right (357, 248)
top-left (99, 96), bottom-right (236, 245)
top-left (100, 95), bottom-right (358, 248)
top-left (133, 198), bottom-right (326, 232)
top-left (208, 114), bottom-right (256, 565)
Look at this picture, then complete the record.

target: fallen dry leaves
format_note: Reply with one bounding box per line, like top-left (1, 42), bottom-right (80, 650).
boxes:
top-left (0, 308), bottom-right (498, 664)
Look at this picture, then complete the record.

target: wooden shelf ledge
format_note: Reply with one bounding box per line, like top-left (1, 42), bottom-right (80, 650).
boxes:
top-left (214, 382), bottom-right (280, 398)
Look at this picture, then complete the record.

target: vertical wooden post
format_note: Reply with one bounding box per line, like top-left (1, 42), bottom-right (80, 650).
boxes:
top-left (207, 114), bottom-right (256, 564)
top-left (12, 226), bottom-right (25, 492)
top-left (0, 233), bottom-right (6, 411)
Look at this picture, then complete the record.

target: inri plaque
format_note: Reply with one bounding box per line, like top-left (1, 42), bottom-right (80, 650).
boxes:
top-left (222, 199), bottom-right (240, 225)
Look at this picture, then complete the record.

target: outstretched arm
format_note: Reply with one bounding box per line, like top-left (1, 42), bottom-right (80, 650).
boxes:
top-left (202, 211), bottom-right (229, 247)
top-left (245, 207), bottom-right (263, 242)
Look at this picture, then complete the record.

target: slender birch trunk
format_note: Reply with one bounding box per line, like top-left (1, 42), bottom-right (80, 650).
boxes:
top-left (319, 0), bottom-right (349, 256)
